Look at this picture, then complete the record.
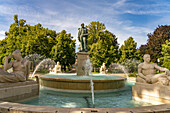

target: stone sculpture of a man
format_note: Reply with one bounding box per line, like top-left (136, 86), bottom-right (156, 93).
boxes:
top-left (136, 54), bottom-right (170, 85)
top-left (78, 23), bottom-right (88, 52)
top-left (0, 49), bottom-right (30, 83)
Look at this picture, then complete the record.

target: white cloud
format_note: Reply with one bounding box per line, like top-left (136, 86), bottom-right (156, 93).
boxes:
top-left (112, 0), bottom-right (126, 7)
top-left (0, 30), bottom-right (5, 40)
top-left (0, 31), bottom-right (5, 35)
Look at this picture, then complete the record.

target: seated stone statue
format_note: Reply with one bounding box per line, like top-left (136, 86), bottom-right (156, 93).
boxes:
top-left (136, 54), bottom-right (170, 85)
top-left (52, 62), bottom-right (61, 73)
top-left (100, 63), bottom-right (106, 74)
top-left (0, 49), bottom-right (30, 83)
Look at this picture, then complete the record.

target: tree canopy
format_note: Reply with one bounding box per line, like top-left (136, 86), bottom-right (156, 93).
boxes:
top-left (119, 37), bottom-right (140, 63)
top-left (161, 39), bottom-right (170, 69)
top-left (140, 25), bottom-right (170, 63)
top-left (87, 21), bottom-right (119, 68)
top-left (50, 30), bottom-right (76, 71)
top-left (0, 15), bottom-right (76, 71)
top-left (1, 15), bottom-right (169, 73)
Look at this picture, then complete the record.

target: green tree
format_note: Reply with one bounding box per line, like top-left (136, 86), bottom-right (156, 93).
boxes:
top-left (139, 44), bottom-right (147, 57)
top-left (0, 38), bottom-right (8, 64)
top-left (50, 30), bottom-right (76, 71)
top-left (0, 14), bottom-right (58, 64)
top-left (87, 21), bottom-right (106, 50)
top-left (0, 15), bottom-right (21, 64)
top-left (145, 25), bottom-right (170, 63)
top-left (119, 37), bottom-right (140, 63)
top-left (89, 29), bottom-right (119, 68)
top-left (161, 39), bottom-right (170, 69)
top-left (86, 21), bottom-right (119, 69)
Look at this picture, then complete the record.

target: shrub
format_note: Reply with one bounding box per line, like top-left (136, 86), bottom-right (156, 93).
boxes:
top-left (121, 59), bottom-right (141, 73)
top-left (128, 72), bottom-right (138, 77)
top-left (108, 64), bottom-right (124, 73)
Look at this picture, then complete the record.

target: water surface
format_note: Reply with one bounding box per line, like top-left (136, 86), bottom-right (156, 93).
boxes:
top-left (21, 81), bottom-right (152, 108)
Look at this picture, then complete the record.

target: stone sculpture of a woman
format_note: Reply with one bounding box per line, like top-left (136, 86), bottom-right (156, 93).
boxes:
top-left (0, 49), bottom-right (30, 83)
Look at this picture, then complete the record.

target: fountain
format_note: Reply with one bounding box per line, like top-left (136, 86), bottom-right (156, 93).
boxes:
top-left (39, 61), bottom-right (126, 92)
top-left (31, 58), bottom-right (56, 78)
top-left (84, 59), bottom-right (95, 108)
top-left (1, 25), bottom-right (170, 112)
top-left (39, 23), bottom-right (126, 92)
top-left (117, 64), bottom-right (129, 80)
top-left (19, 54), bottom-right (170, 110)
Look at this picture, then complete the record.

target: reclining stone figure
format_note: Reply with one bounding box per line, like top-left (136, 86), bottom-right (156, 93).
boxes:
top-left (136, 54), bottom-right (170, 85)
top-left (0, 49), bottom-right (30, 83)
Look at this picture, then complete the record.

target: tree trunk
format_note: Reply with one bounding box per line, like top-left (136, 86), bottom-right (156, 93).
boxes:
top-left (94, 67), bottom-right (96, 72)
top-left (64, 65), bottom-right (66, 72)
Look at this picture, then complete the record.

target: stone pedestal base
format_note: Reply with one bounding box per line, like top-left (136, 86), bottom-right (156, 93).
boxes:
top-left (76, 52), bottom-right (90, 76)
top-left (0, 81), bottom-right (39, 102)
top-left (132, 82), bottom-right (170, 104)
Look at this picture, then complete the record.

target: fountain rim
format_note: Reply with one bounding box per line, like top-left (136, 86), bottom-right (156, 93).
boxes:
top-left (1, 77), bottom-right (168, 112)
top-left (39, 74), bottom-right (127, 83)
top-left (0, 100), bottom-right (170, 112)
top-left (39, 74), bottom-right (127, 93)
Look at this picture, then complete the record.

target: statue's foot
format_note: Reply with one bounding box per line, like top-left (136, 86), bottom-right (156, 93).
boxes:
top-left (80, 49), bottom-right (85, 52)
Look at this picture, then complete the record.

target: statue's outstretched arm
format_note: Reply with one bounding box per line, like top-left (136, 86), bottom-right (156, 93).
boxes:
top-left (4, 55), bottom-right (14, 71)
top-left (154, 64), bottom-right (169, 72)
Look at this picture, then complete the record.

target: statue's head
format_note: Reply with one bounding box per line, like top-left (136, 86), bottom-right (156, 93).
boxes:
top-left (143, 54), bottom-right (150, 63)
top-left (12, 49), bottom-right (22, 61)
top-left (57, 61), bottom-right (60, 65)
top-left (81, 23), bottom-right (84, 27)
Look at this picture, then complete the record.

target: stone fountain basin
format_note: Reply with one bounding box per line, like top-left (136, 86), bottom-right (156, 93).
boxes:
top-left (39, 74), bottom-right (126, 92)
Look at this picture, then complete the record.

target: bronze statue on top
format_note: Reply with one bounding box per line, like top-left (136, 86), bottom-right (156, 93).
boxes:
top-left (0, 49), bottom-right (30, 83)
top-left (78, 23), bottom-right (88, 52)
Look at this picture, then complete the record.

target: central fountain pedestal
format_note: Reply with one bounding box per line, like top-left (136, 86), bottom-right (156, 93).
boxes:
top-left (76, 52), bottom-right (90, 76)
top-left (40, 75), bottom-right (126, 92)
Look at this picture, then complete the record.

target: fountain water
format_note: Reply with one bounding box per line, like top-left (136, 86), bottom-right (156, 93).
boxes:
top-left (117, 64), bottom-right (129, 80)
top-left (84, 59), bottom-right (95, 108)
top-left (108, 63), bottom-right (129, 80)
top-left (31, 58), bottom-right (56, 78)
top-left (20, 57), bottom-right (147, 109)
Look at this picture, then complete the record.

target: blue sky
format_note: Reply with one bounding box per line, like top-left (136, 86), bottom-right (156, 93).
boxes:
top-left (0, 0), bottom-right (170, 51)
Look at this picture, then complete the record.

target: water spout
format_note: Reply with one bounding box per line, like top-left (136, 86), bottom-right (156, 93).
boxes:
top-left (31, 58), bottom-right (56, 78)
top-left (117, 64), bottom-right (129, 80)
top-left (90, 77), bottom-right (95, 108)
top-left (84, 59), bottom-right (95, 108)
